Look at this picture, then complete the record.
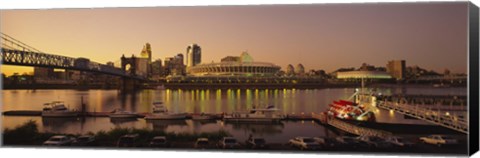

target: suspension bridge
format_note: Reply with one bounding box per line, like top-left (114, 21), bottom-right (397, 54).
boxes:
top-left (0, 33), bottom-right (144, 80)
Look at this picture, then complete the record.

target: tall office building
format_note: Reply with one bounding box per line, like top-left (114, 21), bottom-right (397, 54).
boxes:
top-left (164, 54), bottom-right (186, 76)
top-left (186, 44), bottom-right (201, 67)
top-left (386, 60), bottom-right (406, 80)
top-left (140, 43), bottom-right (152, 62)
top-left (175, 53), bottom-right (184, 65)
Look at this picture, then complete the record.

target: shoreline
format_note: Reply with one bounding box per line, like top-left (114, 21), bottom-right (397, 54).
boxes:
top-left (2, 83), bottom-right (466, 90)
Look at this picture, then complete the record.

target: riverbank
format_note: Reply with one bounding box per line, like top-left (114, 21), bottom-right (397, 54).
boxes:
top-left (2, 84), bottom-right (118, 90)
top-left (3, 82), bottom-right (467, 90)
top-left (2, 120), bottom-right (230, 146)
top-left (2, 120), bottom-right (467, 155)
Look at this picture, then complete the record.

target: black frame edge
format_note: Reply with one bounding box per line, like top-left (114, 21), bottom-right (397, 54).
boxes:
top-left (469, 1), bottom-right (480, 156)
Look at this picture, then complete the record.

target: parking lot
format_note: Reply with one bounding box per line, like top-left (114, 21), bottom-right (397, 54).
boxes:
top-left (56, 135), bottom-right (468, 155)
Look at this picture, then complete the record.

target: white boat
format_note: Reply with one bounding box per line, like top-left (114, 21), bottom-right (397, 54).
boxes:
top-left (144, 102), bottom-right (187, 120)
top-left (109, 109), bottom-right (138, 118)
top-left (223, 105), bottom-right (284, 123)
top-left (42, 101), bottom-right (79, 117)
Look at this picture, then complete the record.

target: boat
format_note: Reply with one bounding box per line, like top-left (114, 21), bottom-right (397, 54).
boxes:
top-left (109, 109), bottom-right (138, 118)
top-left (144, 102), bottom-right (187, 120)
top-left (223, 105), bottom-right (284, 123)
top-left (327, 99), bottom-right (375, 121)
top-left (41, 101), bottom-right (79, 117)
top-left (191, 113), bottom-right (216, 120)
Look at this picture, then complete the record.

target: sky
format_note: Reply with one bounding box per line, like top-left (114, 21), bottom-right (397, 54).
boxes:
top-left (0, 2), bottom-right (469, 76)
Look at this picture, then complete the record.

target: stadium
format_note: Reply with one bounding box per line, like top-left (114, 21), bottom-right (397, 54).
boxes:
top-left (187, 52), bottom-right (281, 77)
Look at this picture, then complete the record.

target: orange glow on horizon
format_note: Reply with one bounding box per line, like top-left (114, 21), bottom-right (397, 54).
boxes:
top-left (0, 3), bottom-right (469, 75)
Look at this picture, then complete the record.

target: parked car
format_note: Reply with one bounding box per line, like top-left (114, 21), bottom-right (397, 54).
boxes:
top-left (149, 136), bottom-right (170, 147)
top-left (356, 136), bottom-right (393, 149)
top-left (385, 136), bottom-right (414, 147)
top-left (71, 135), bottom-right (96, 146)
top-left (217, 137), bottom-right (240, 149)
top-left (43, 135), bottom-right (74, 146)
top-left (117, 134), bottom-right (140, 147)
top-left (313, 137), bottom-right (338, 149)
top-left (194, 138), bottom-right (210, 149)
top-left (288, 137), bottom-right (321, 150)
top-left (419, 135), bottom-right (458, 147)
top-left (335, 136), bottom-right (367, 149)
top-left (245, 137), bottom-right (268, 149)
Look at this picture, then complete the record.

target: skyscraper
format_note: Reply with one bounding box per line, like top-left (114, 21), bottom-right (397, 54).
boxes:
top-left (386, 60), bottom-right (406, 80)
top-left (175, 53), bottom-right (184, 65)
top-left (140, 43), bottom-right (152, 62)
top-left (186, 43), bottom-right (201, 67)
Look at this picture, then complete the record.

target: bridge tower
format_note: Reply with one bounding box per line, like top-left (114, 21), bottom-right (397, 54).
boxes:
top-left (120, 54), bottom-right (140, 90)
top-left (121, 54), bottom-right (137, 75)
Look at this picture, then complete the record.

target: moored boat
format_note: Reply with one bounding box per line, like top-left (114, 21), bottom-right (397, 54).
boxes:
top-left (109, 109), bottom-right (138, 118)
top-left (223, 105), bottom-right (284, 123)
top-left (144, 101), bottom-right (187, 120)
top-left (327, 99), bottom-right (374, 121)
top-left (41, 101), bottom-right (79, 117)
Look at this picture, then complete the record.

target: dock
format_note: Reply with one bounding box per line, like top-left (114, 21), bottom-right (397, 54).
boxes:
top-left (3, 110), bottom-right (464, 136)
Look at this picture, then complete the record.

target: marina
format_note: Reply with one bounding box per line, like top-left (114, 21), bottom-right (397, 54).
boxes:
top-left (3, 89), bottom-right (464, 135)
top-left (1, 87), bottom-right (468, 154)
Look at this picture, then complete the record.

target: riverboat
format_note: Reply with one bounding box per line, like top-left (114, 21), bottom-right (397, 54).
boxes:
top-left (327, 99), bottom-right (374, 121)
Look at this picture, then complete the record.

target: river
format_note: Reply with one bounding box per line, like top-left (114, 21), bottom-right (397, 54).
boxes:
top-left (1, 87), bottom-right (466, 143)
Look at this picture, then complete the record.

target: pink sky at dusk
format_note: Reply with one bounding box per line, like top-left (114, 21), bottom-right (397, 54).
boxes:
top-left (0, 2), bottom-right (469, 76)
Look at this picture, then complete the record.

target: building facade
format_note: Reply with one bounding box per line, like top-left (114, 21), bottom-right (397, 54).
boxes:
top-left (386, 60), bottom-right (406, 80)
top-left (336, 70), bottom-right (392, 79)
top-left (140, 43), bottom-right (152, 63)
top-left (186, 43), bottom-right (201, 67)
top-left (164, 53), bottom-right (186, 76)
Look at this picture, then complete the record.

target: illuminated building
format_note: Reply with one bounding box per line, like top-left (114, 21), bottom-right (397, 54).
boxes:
top-left (386, 60), bottom-right (406, 80)
top-left (186, 44), bottom-right (201, 67)
top-left (336, 70), bottom-right (392, 79)
top-left (187, 51), bottom-right (280, 77)
top-left (140, 43), bottom-right (152, 62)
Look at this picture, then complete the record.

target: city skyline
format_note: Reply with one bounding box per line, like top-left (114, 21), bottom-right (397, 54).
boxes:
top-left (0, 2), bottom-right (469, 76)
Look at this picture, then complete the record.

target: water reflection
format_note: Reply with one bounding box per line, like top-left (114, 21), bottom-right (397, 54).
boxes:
top-left (42, 117), bottom-right (80, 133)
top-left (225, 122), bottom-right (284, 135)
top-left (110, 118), bottom-right (138, 126)
top-left (146, 119), bottom-right (188, 131)
top-left (2, 87), bottom-right (467, 140)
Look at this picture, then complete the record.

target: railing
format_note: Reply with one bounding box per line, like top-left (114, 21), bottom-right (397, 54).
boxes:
top-left (327, 117), bottom-right (392, 138)
top-left (376, 100), bottom-right (468, 134)
top-left (312, 112), bottom-right (392, 138)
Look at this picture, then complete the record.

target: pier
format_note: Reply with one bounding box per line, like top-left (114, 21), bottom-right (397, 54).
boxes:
top-left (376, 100), bottom-right (468, 134)
top-left (4, 109), bottom-right (464, 136)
